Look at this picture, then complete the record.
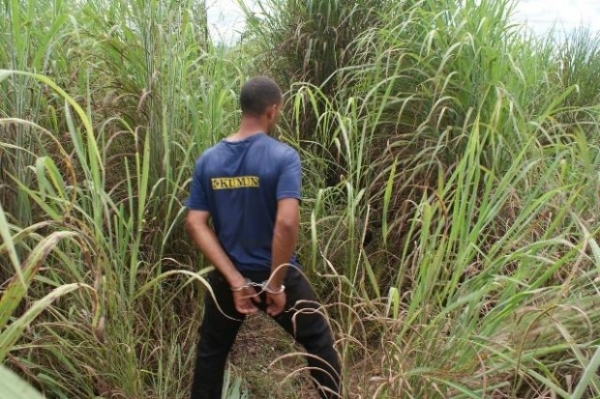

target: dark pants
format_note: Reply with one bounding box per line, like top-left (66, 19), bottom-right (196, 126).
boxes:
top-left (190, 267), bottom-right (341, 399)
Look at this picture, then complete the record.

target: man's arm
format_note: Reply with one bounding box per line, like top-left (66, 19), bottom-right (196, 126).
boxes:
top-left (186, 210), bottom-right (260, 314)
top-left (265, 147), bottom-right (302, 316)
top-left (186, 210), bottom-right (245, 288)
top-left (265, 197), bottom-right (299, 317)
top-left (269, 198), bottom-right (300, 289)
top-left (186, 155), bottom-right (262, 314)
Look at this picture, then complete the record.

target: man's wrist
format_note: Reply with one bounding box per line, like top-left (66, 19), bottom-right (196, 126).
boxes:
top-left (264, 283), bottom-right (285, 294)
top-left (268, 277), bottom-right (284, 290)
top-left (270, 264), bottom-right (288, 286)
top-left (230, 278), bottom-right (251, 292)
top-left (227, 273), bottom-right (246, 289)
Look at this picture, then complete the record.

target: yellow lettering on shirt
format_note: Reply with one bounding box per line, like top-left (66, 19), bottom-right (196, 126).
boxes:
top-left (211, 176), bottom-right (260, 190)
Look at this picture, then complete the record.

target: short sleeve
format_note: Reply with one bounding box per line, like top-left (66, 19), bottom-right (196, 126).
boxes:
top-left (276, 149), bottom-right (302, 201)
top-left (186, 157), bottom-right (209, 211)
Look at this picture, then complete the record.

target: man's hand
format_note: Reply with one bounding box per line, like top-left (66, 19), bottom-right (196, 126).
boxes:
top-left (233, 287), bottom-right (261, 315)
top-left (266, 292), bottom-right (286, 317)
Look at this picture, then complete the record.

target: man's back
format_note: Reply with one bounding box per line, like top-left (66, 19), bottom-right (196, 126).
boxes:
top-left (188, 133), bottom-right (301, 272)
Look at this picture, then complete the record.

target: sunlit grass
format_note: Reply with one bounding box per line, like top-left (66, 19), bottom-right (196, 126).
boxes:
top-left (0, 1), bottom-right (245, 397)
top-left (266, 0), bottom-right (600, 397)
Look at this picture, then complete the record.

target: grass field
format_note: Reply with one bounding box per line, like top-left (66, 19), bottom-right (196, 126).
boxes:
top-left (1, 0), bottom-right (600, 398)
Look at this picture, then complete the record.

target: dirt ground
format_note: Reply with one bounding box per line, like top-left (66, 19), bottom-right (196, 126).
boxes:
top-left (229, 313), bottom-right (322, 399)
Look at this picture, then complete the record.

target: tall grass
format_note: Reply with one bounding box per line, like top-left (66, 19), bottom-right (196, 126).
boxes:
top-left (0, 0), bottom-right (72, 232)
top-left (255, 0), bottom-right (600, 397)
top-left (2, 0), bottom-right (600, 398)
top-left (0, 1), bottom-right (246, 398)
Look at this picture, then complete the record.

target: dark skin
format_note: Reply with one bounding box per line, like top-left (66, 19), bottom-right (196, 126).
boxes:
top-left (186, 101), bottom-right (299, 317)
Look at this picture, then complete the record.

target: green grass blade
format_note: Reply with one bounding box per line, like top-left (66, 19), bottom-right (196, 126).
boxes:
top-left (0, 231), bottom-right (79, 331)
top-left (0, 283), bottom-right (93, 362)
top-left (571, 345), bottom-right (600, 399)
top-left (0, 364), bottom-right (46, 399)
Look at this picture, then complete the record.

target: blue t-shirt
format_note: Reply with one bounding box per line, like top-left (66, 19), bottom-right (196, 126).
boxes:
top-left (186, 133), bottom-right (301, 272)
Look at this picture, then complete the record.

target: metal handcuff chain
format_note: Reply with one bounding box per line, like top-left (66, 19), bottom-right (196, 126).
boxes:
top-left (230, 263), bottom-right (293, 295)
top-left (231, 278), bottom-right (285, 295)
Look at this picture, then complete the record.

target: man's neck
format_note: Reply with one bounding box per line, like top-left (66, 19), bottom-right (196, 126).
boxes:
top-left (227, 117), bottom-right (268, 141)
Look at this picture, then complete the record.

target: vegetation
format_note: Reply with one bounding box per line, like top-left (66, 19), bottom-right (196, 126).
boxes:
top-left (0, 364), bottom-right (45, 399)
top-left (1, 0), bottom-right (600, 398)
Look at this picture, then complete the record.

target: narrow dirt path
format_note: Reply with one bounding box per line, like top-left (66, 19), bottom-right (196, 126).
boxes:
top-left (229, 314), bottom-right (321, 398)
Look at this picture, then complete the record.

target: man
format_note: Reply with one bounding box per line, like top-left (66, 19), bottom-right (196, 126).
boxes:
top-left (186, 76), bottom-right (341, 399)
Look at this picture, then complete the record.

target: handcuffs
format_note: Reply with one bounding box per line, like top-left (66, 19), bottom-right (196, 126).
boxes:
top-left (230, 278), bottom-right (285, 295)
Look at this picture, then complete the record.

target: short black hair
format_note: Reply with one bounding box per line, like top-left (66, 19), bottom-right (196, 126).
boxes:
top-left (240, 76), bottom-right (282, 116)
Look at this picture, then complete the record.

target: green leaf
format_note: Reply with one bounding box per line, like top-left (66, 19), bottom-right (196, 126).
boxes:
top-left (382, 158), bottom-right (397, 247)
top-left (0, 203), bottom-right (21, 281)
top-left (0, 283), bottom-right (93, 362)
top-left (0, 232), bottom-right (79, 338)
top-left (0, 365), bottom-right (46, 399)
top-left (571, 345), bottom-right (600, 399)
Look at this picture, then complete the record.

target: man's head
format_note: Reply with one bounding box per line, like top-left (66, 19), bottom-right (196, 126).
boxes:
top-left (240, 76), bottom-right (282, 133)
